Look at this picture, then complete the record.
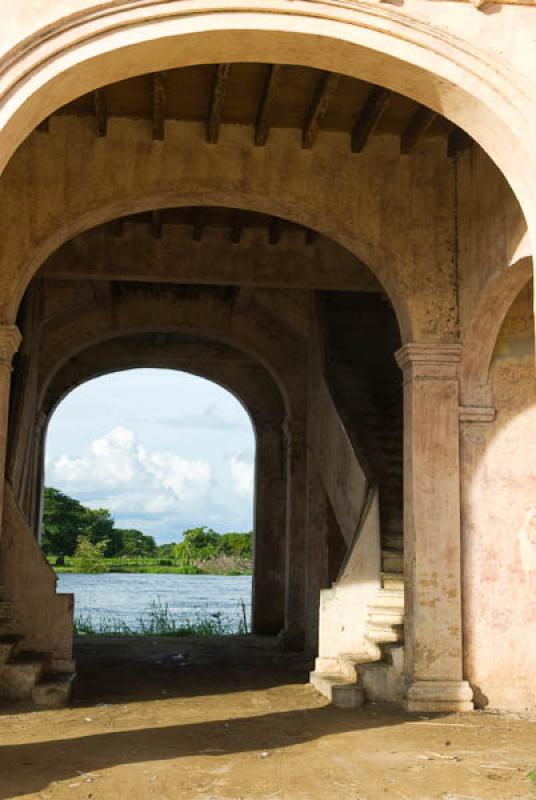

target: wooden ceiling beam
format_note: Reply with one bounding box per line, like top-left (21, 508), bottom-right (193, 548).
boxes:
top-left (110, 218), bottom-right (123, 237)
top-left (448, 127), bottom-right (473, 158)
top-left (151, 210), bottom-right (162, 240)
top-left (351, 87), bottom-right (391, 154)
top-left (255, 65), bottom-right (284, 147)
top-left (268, 217), bottom-right (283, 245)
top-left (305, 228), bottom-right (318, 246)
top-left (207, 64), bottom-right (232, 145)
top-left (94, 90), bottom-right (107, 137)
top-left (193, 208), bottom-right (205, 242)
top-left (231, 211), bottom-right (246, 244)
top-left (302, 72), bottom-right (340, 150)
top-left (400, 106), bottom-right (437, 154)
top-left (152, 73), bottom-right (167, 141)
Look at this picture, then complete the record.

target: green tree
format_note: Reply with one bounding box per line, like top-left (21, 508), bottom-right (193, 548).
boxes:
top-left (220, 532), bottom-right (253, 559)
top-left (73, 535), bottom-right (108, 573)
top-left (117, 529), bottom-right (157, 557)
top-left (85, 507), bottom-right (120, 556)
top-left (176, 527), bottom-right (221, 563)
top-left (42, 487), bottom-right (89, 557)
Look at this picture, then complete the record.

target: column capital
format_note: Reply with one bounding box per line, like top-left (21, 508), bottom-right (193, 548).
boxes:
top-left (0, 325), bottom-right (21, 365)
top-left (395, 343), bottom-right (462, 381)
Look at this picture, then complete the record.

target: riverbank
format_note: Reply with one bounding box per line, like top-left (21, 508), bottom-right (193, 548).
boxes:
top-left (51, 555), bottom-right (252, 576)
top-left (57, 572), bottom-right (253, 636)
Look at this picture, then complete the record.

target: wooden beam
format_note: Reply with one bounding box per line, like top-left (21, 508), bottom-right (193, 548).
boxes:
top-left (231, 211), bottom-right (246, 244)
top-left (36, 118), bottom-right (50, 134)
top-left (305, 228), bottom-right (318, 246)
top-left (152, 73), bottom-right (167, 141)
top-left (302, 72), bottom-right (340, 149)
top-left (193, 208), bottom-right (205, 242)
top-left (400, 106), bottom-right (437, 154)
top-left (448, 127), bottom-right (473, 158)
top-left (351, 87), bottom-right (391, 154)
top-left (268, 217), bottom-right (283, 245)
top-left (207, 64), bottom-right (232, 144)
top-left (94, 90), bottom-right (107, 137)
top-left (255, 65), bottom-right (284, 147)
top-left (110, 218), bottom-right (123, 237)
top-left (151, 210), bottom-right (162, 240)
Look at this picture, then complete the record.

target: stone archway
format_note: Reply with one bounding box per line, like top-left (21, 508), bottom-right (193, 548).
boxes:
top-left (37, 334), bottom-right (288, 637)
top-left (1, 0), bottom-right (535, 232)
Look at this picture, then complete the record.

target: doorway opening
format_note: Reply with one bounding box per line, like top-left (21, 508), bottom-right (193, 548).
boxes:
top-left (43, 369), bottom-right (256, 640)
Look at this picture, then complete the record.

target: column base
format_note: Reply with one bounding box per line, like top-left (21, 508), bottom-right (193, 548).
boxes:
top-left (406, 680), bottom-right (474, 712)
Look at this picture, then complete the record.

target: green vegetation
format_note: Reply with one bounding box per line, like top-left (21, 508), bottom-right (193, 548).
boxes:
top-left (74, 599), bottom-right (249, 637)
top-left (528, 768), bottom-right (536, 788)
top-left (44, 487), bottom-right (252, 575)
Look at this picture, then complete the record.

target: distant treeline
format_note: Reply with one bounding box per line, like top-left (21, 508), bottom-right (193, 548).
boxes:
top-left (42, 488), bottom-right (253, 571)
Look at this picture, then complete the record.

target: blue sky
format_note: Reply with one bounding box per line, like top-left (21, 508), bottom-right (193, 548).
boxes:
top-left (45, 369), bottom-right (255, 544)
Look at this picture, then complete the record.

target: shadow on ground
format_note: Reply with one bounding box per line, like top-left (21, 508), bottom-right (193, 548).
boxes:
top-left (0, 635), bottom-right (408, 799)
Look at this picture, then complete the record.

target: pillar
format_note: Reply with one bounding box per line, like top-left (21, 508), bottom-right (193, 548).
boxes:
top-left (29, 411), bottom-right (48, 539)
top-left (304, 455), bottom-right (330, 652)
top-left (283, 416), bottom-right (307, 650)
top-left (0, 325), bottom-right (22, 538)
top-left (395, 344), bottom-right (473, 712)
top-left (252, 418), bottom-right (286, 635)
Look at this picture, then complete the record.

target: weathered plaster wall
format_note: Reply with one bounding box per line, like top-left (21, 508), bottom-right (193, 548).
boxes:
top-left (0, 117), bottom-right (457, 341)
top-left (457, 147), bottom-right (528, 347)
top-left (0, 484), bottom-right (73, 663)
top-left (462, 281), bottom-right (536, 710)
top-left (2, 0), bottom-right (536, 237)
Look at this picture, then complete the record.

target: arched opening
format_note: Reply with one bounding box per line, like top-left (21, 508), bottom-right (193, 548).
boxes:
top-left (44, 368), bottom-right (256, 638)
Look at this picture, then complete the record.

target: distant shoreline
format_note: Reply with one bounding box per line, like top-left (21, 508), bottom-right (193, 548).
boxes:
top-left (52, 557), bottom-right (252, 576)
top-left (55, 566), bottom-right (252, 576)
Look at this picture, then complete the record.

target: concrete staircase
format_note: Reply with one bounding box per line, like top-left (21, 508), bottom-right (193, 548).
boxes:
top-left (310, 292), bottom-right (405, 707)
top-left (0, 584), bottom-right (75, 708)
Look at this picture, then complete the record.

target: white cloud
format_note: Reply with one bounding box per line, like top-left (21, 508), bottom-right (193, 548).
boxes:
top-left (229, 451), bottom-right (255, 496)
top-left (47, 426), bottom-right (212, 517)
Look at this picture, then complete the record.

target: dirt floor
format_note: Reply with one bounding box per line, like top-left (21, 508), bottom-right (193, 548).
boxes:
top-left (1, 636), bottom-right (536, 800)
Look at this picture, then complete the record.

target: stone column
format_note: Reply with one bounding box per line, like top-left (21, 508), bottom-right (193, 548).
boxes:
top-left (395, 343), bottom-right (473, 712)
top-left (304, 455), bottom-right (330, 652)
top-left (251, 418), bottom-right (286, 635)
top-left (29, 411), bottom-right (48, 539)
top-left (283, 416), bottom-right (307, 650)
top-left (0, 326), bottom-right (22, 538)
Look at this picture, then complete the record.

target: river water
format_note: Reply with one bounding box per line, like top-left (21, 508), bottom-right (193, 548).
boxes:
top-left (57, 573), bottom-right (252, 631)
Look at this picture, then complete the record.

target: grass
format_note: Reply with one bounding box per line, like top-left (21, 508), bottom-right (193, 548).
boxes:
top-left (528, 768), bottom-right (536, 788)
top-left (74, 598), bottom-right (250, 637)
top-left (52, 555), bottom-right (252, 576)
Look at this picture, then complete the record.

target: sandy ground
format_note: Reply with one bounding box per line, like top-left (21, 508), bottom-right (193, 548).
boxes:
top-left (0, 635), bottom-right (535, 800)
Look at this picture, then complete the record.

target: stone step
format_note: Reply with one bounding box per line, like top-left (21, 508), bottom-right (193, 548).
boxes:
top-left (358, 655), bottom-right (407, 705)
top-left (0, 634), bottom-right (22, 665)
top-left (0, 602), bottom-right (11, 617)
top-left (366, 623), bottom-right (404, 645)
top-left (382, 533), bottom-right (403, 551)
top-left (32, 672), bottom-right (76, 708)
top-left (0, 651), bottom-right (49, 700)
top-left (309, 671), bottom-right (365, 708)
top-left (368, 609), bottom-right (405, 626)
top-left (371, 590), bottom-right (404, 609)
top-left (337, 652), bottom-right (378, 682)
top-left (381, 572), bottom-right (404, 590)
top-left (380, 643), bottom-right (405, 667)
top-left (382, 550), bottom-right (404, 572)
